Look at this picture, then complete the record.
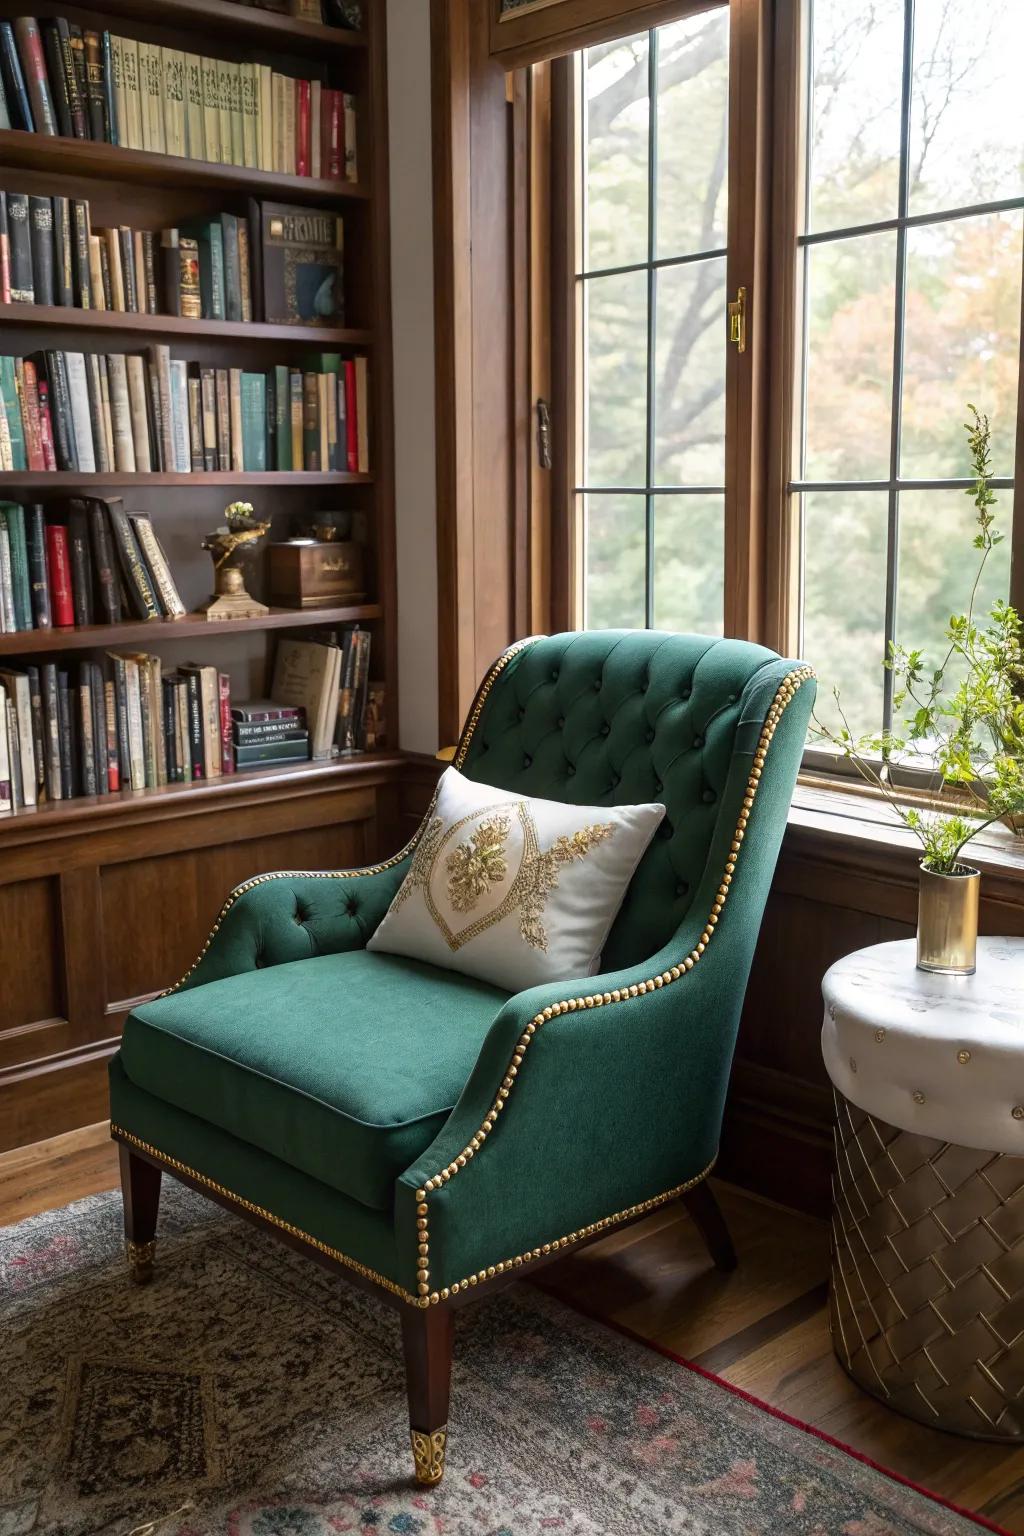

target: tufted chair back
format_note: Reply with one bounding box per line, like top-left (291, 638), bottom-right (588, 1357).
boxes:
top-left (454, 630), bottom-right (796, 970)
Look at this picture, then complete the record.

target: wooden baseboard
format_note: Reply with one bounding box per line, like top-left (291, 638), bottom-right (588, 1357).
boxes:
top-left (719, 1061), bottom-right (833, 1218)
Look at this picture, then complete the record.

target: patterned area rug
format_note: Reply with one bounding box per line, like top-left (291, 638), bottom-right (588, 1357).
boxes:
top-left (0, 1183), bottom-right (1002, 1536)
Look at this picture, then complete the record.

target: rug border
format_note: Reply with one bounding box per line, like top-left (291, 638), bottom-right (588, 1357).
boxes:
top-left (552, 1297), bottom-right (1013, 1536)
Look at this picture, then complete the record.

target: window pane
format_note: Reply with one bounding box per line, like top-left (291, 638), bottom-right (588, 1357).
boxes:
top-left (584, 270), bottom-right (648, 487)
top-left (653, 256), bottom-right (726, 486)
top-left (802, 231), bottom-right (897, 482)
top-left (653, 495), bottom-right (724, 634)
top-left (584, 494), bottom-right (646, 628)
top-left (908, 0), bottom-right (1024, 217)
top-left (896, 489), bottom-right (1011, 697)
top-left (900, 210), bottom-right (1023, 480)
top-left (802, 491), bottom-right (889, 739)
top-left (805, 0), bottom-right (905, 234)
top-left (584, 33), bottom-right (649, 273)
top-left (655, 9), bottom-right (729, 260)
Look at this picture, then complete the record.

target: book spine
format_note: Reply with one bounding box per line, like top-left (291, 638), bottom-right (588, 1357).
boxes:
top-left (184, 53), bottom-right (204, 161)
top-left (83, 30), bottom-right (107, 143)
top-left (0, 21), bottom-right (35, 132)
top-left (97, 357), bottom-right (115, 470)
top-left (289, 368), bottom-right (303, 469)
top-left (237, 220), bottom-right (252, 323)
top-left (215, 369), bottom-right (230, 471)
top-left (162, 677), bottom-right (177, 782)
top-left (64, 351), bottom-right (96, 472)
top-left (42, 23), bottom-right (72, 138)
top-left (228, 60), bottom-right (244, 168)
top-left (282, 77), bottom-right (296, 181)
top-left (2, 504), bottom-right (31, 630)
top-left (35, 380), bottom-right (56, 470)
top-left (85, 353), bottom-right (109, 472)
top-left (44, 352), bottom-right (76, 470)
top-left (26, 666), bottom-right (45, 802)
top-left (121, 37), bottom-right (142, 150)
top-left (296, 78), bottom-right (310, 177)
top-left (221, 214), bottom-right (241, 322)
top-left (111, 34), bottom-right (126, 148)
top-left (187, 370), bottom-right (203, 472)
top-left (185, 671), bottom-right (203, 778)
top-left (229, 368), bottom-right (243, 472)
top-left (119, 227), bottom-right (138, 312)
top-left (46, 524), bottom-right (74, 627)
top-left (273, 364), bottom-right (290, 471)
top-left (72, 201), bottom-right (91, 308)
top-left (104, 227), bottom-right (125, 311)
top-left (217, 58), bottom-right (233, 166)
top-left (174, 677), bottom-right (189, 784)
top-left (53, 197), bottom-right (73, 307)
top-left (0, 194), bottom-right (9, 304)
top-left (326, 89), bottom-right (343, 179)
top-left (200, 366), bottom-right (217, 471)
top-left (302, 371), bottom-right (319, 470)
top-left (140, 41), bottom-right (165, 154)
top-left (107, 499), bottom-right (159, 620)
top-left (124, 659), bottom-right (145, 789)
top-left (124, 355), bottom-right (152, 472)
top-left (235, 738), bottom-right (311, 767)
top-left (169, 360), bottom-right (190, 471)
top-left (19, 360), bottom-right (44, 472)
top-left (201, 56), bottom-right (221, 166)
top-left (78, 666), bottom-right (97, 796)
top-left (7, 194), bottom-right (32, 303)
top-left (109, 654), bottom-right (130, 786)
top-left (88, 501), bottom-right (122, 623)
top-left (219, 672), bottom-right (234, 774)
top-left (28, 197), bottom-right (54, 306)
top-left (240, 62), bottom-right (257, 169)
top-left (343, 93), bottom-right (358, 182)
top-left (234, 719), bottom-right (309, 744)
top-left (0, 357), bottom-right (24, 470)
top-left (149, 344), bottom-right (174, 472)
top-left (103, 31), bottom-right (118, 146)
top-left (106, 355), bottom-right (135, 472)
top-left (13, 18), bottom-right (55, 135)
top-left (240, 373), bottom-right (266, 472)
top-left (141, 230), bottom-right (158, 314)
top-left (130, 515), bottom-right (185, 617)
top-left (232, 703), bottom-right (303, 724)
top-left (54, 21), bottom-right (83, 139)
top-left (162, 48), bottom-right (186, 159)
top-left (257, 64), bottom-right (272, 174)
top-left (105, 678), bottom-right (119, 791)
top-left (160, 228), bottom-right (181, 315)
top-left (0, 525), bottom-right (15, 632)
top-left (310, 79), bottom-right (321, 179)
top-left (41, 663), bottom-right (61, 799)
top-left (178, 234), bottom-right (201, 319)
top-left (67, 502), bottom-right (93, 626)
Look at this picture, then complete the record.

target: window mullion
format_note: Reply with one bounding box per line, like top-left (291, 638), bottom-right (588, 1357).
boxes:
top-left (644, 27), bottom-right (659, 630)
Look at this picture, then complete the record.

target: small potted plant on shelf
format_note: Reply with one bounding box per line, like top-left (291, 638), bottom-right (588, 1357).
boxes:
top-left (814, 406), bottom-right (1024, 977)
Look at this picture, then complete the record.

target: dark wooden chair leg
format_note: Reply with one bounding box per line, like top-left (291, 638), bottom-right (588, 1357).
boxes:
top-left (119, 1143), bottom-right (162, 1284)
top-left (400, 1305), bottom-right (454, 1487)
top-left (682, 1181), bottom-right (737, 1272)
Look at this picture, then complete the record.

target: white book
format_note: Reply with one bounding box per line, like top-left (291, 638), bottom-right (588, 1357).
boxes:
top-left (122, 657), bottom-right (145, 791)
top-left (184, 52), bottom-right (204, 161)
top-left (147, 344), bottom-right (174, 471)
top-left (106, 354), bottom-right (136, 473)
top-left (169, 359), bottom-right (191, 472)
top-left (240, 63), bottom-right (258, 169)
top-left (97, 358), bottom-right (116, 471)
top-left (139, 42), bottom-right (166, 155)
top-left (120, 37), bottom-right (144, 151)
top-left (64, 352), bottom-right (96, 473)
top-left (0, 524), bottom-right (14, 632)
top-left (201, 57), bottom-right (222, 165)
top-left (111, 35), bottom-right (128, 149)
top-left (125, 355), bottom-right (152, 473)
top-left (217, 58), bottom-right (234, 165)
top-left (229, 367), bottom-right (243, 472)
top-left (0, 672), bottom-right (35, 809)
top-left (0, 694), bottom-right (11, 815)
top-left (130, 514), bottom-right (186, 617)
top-left (161, 48), bottom-right (187, 159)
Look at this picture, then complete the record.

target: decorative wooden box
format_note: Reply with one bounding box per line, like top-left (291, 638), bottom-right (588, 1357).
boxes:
top-left (268, 541), bottom-right (366, 608)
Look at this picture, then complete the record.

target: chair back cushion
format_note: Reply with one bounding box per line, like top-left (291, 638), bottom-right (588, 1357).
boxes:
top-left (455, 631), bottom-right (786, 969)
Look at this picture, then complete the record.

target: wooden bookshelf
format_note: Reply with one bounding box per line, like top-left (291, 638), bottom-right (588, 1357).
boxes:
top-left (0, 603), bottom-right (383, 655)
top-left (0, 0), bottom-right (400, 1148)
top-left (0, 302), bottom-right (374, 347)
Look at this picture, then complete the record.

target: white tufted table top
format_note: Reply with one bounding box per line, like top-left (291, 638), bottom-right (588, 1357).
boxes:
top-left (821, 937), bottom-right (1024, 1155)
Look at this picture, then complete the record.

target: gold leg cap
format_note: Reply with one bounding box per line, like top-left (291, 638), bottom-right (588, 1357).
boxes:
top-left (410, 1426), bottom-right (447, 1486)
top-left (126, 1239), bottom-right (156, 1284)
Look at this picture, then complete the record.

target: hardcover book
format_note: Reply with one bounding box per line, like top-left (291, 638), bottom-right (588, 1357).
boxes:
top-left (257, 201), bottom-right (344, 326)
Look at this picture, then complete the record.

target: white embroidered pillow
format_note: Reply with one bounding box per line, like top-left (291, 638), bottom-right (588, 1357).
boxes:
top-left (367, 767), bottom-right (665, 991)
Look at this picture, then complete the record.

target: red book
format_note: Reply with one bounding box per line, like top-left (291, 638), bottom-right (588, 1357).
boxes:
top-left (324, 88), bottom-right (343, 180)
top-left (344, 360), bottom-right (357, 472)
top-left (13, 18), bottom-right (57, 136)
top-left (296, 78), bottom-right (311, 177)
top-left (219, 672), bottom-right (234, 775)
top-left (36, 380), bottom-right (57, 471)
top-left (19, 360), bottom-right (44, 471)
top-left (45, 524), bottom-right (74, 627)
top-left (105, 679), bottom-right (120, 792)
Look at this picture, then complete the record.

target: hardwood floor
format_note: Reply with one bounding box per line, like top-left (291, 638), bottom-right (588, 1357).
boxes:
top-left (3, 1126), bottom-right (1023, 1532)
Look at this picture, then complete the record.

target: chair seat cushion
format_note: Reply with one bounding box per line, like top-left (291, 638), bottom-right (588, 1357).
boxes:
top-left (119, 949), bottom-right (509, 1211)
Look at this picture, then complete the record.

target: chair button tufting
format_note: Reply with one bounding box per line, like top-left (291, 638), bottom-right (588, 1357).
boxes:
top-left (676, 881), bottom-right (689, 897)
top-left (659, 820), bottom-right (673, 839)
top-left (645, 728), bottom-right (655, 743)
top-left (593, 679), bottom-right (601, 692)
top-left (610, 774), bottom-right (620, 788)
top-left (702, 788), bottom-right (716, 804)
top-left (523, 754), bottom-right (532, 768)
top-left (551, 668), bottom-right (559, 681)
top-left (567, 764), bottom-right (576, 776)
top-left (600, 722), bottom-right (610, 737)
top-left (682, 686), bottom-right (692, 699)
top-left (692, 734), bottom-right (704, 749)
top-left (654, 779), bottom-right (663, 794)
top-left (557, 716), bottom-right (565, 728)
top-left (518, 707), bottom-right (526, 721)
top-left (347, 899), bottom-right (358, 916)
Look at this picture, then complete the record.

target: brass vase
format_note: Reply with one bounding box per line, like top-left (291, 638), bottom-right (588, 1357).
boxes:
top-left (916, 862), bottom-right (980, 976)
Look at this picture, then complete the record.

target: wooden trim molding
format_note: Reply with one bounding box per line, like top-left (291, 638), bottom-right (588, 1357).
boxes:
top-left (490, 0), bottom-right (719, 68)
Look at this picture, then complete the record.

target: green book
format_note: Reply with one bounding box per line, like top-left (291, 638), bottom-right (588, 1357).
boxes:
top-left (0, 503), bottom-right (32, 630)
top-left (0, 358), bottom-right (26, 471)
top-left (234, 736), bottom-right (310, 767)
top-left (181, 219), bottom-right (225, 320)
top-left (220, 212), bottom-right (241, 322)
top-left (273, 363), bottom-right (291, 471)
top-left (240, 372), bottom-right (266, 472)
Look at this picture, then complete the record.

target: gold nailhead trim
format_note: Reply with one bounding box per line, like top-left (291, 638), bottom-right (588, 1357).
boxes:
top-left (913, 1091), bottom-right (926, 1105)
top-left (957, 1050), bottom-right (971, 1065)
top-left (874, 1029), bottom-right (885, 1043)
top-left (413, 665), bottom-right (814, 1302)
top-left (1013, 1106), bottom-right (1024, 1120)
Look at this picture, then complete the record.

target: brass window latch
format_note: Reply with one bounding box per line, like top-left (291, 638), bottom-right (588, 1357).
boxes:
top-left (728, 286), bottom-right (747, 353)
top-left (536, 398), bottom-right (552, 470)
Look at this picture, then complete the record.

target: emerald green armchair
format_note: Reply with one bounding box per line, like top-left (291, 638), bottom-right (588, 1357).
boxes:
top-left (109, 631), bottom-right (814, 1486)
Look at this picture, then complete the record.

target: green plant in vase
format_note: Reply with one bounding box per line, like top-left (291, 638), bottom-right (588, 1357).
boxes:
top-left (813, 406), bottom-right (1024, 975)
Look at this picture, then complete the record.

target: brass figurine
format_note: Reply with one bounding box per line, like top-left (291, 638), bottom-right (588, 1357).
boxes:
top-left (200, 502), bottom-right (272, 621)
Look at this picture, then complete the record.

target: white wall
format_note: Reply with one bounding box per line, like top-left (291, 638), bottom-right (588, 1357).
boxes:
top-left (387, 0), bottom-right (439, 754)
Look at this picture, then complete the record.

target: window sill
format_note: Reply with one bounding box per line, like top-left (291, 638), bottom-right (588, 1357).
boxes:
top-left (788, 774), bottom-right (1024, 886)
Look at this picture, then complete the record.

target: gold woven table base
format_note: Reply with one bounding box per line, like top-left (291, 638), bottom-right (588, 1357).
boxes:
top-left (830, 1089), bottom-right (1024, 1441)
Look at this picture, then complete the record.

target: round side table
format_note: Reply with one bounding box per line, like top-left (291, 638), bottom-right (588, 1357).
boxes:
top-left (821, 936), bottom-right (1024, 1442)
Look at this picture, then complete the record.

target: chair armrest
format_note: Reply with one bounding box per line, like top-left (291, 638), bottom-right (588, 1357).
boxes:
top-left (174, 855), bottom-right (411, 993)
top-left (393, 662), bottom-right (814, 1301)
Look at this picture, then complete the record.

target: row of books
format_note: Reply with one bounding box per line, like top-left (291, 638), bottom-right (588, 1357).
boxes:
top-left (0, 195), bottom-right (345, 329)
top-left (0, 498), bottom-right (185, 634)
top-left (0, 625), bottom-right (377, 812)
top-left (244, 0), bottom-right (362, 25)
top-left (0, 18), bottom-right (359, 181)
top-left (0, 350), bottom-right (371, 474)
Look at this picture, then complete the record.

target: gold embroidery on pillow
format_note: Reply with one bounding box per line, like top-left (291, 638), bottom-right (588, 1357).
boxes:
top-left (392, 815), bottom-right (445, 912)
top-left (446, 815), bottom-right (512, 912)
top-left (518, 823), bottom-right (615, 950)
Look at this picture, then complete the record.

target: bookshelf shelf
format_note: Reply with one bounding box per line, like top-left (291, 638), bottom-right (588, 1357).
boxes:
top-left (0, 304), bottom-right (375, 349)
top-left (62, 0), bottom-right (370, 54)
top-left (0, 604), bottom-right (383, 656)
top-left (0, 751), bottom-right (402, 839)
top-left (0, 471), bottom-right (374, 487)
top-left (0, 131), bottom-right (370, 202)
